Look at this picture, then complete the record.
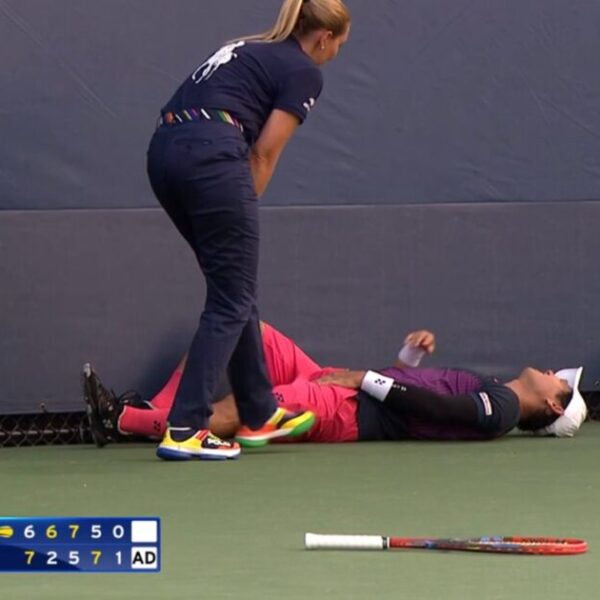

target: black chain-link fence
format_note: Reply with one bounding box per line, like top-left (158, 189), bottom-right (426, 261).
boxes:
top-left (0, 411), bottom-right (152, 448)
top-left (0, 411), bottom-right (92, 448)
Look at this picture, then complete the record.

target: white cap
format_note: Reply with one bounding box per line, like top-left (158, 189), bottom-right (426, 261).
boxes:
top-left (535, 367), bottom-right (586, 437)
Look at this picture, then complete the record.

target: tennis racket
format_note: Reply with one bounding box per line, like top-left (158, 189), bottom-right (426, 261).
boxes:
top-left (304, 533), bottom-right (587, 555)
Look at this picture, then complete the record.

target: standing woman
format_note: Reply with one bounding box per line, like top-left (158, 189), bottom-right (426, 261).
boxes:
top-left (147, 0), bottom-right (351, 460)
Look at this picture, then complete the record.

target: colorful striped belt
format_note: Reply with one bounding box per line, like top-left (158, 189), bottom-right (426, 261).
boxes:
top-left (157, 108), bottom-right (244, 133)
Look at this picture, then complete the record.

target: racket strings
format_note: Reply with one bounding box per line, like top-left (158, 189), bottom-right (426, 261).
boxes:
top-left (389, 536), bottom-right (587, 554)
top-left (466, 537), bottom-right (577, 546)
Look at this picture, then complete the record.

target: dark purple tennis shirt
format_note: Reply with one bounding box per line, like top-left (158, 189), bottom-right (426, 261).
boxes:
top-left (357, 367), bottom-right (521, 441)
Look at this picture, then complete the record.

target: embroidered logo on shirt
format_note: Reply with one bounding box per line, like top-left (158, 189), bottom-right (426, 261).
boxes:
top-left (192, 41), bottom-right (246, 83)
top-left (303, 98), bottom-right (316, 112)
top-left (478, 392), bottom-right (493, 416)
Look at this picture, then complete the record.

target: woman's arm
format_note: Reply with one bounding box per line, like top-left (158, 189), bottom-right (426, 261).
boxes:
top-left (251, 109), bottom-right (299, 197)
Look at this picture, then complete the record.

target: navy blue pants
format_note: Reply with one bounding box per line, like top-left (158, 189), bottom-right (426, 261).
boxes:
top-left (147, 121), bottom-right (276, 430)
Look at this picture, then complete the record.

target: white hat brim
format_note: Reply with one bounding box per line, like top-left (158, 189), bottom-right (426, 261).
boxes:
top-left (535, 367), bottom-right (586, 437)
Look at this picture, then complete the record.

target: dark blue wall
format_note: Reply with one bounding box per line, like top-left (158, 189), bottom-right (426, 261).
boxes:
top-left (1, 0), bottom-right (599, 412)
top-left (2, 0), bottom-right (599, 209)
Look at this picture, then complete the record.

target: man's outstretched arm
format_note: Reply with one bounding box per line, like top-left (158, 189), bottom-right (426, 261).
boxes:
top-left (316, 369), bottom-right (479, 426)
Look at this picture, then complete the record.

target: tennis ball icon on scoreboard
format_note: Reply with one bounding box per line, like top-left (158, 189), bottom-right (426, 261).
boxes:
top-left (0, 526), bottom-right (14, 539)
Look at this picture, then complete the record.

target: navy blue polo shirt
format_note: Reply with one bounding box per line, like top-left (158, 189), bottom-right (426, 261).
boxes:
top-left (162, 37), bottom-right (324, 145)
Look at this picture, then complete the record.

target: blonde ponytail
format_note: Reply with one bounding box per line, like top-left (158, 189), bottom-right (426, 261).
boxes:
top-left (231, 0), bottom-right (350, 44)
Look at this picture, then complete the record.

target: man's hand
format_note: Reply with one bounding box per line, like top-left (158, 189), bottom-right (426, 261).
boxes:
top-left (315, 370), bottom-right (367, 389)
top-left (395, 330), bottom-right (436, 368)
top-left (403, 330), bottom-right (436, 355)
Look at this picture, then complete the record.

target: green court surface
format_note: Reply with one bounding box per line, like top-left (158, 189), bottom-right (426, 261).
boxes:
top-left (2, 425), bottom-right (600, 600)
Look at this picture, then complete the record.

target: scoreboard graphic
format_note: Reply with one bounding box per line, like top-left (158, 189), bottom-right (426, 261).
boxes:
top-left (0, 517), bottom-right (161, 572)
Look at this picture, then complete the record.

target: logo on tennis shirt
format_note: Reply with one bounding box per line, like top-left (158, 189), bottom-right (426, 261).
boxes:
top-left (303, 98), bottom-right (316, 112)
top-left (478, 392), bottom-right (493, 416)
top-left (192, 41), bottom-right (246, 83)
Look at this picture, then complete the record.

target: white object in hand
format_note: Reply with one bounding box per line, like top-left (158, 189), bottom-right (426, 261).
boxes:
top-left (398, 344), bottom-right (426, 367)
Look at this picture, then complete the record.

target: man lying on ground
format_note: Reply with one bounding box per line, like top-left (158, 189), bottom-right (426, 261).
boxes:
top-left (83, 322), bottom-right (587, 453)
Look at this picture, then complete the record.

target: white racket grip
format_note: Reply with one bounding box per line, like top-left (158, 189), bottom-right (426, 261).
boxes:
top-left (305, 533), bottom-right (386, 550)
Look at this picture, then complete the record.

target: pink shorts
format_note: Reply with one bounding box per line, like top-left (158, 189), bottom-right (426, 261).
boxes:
top-left (261, 323), bottom-right (359, 443)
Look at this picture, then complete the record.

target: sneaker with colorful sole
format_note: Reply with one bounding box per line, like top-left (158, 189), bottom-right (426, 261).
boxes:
top-left (235, 408), bottom-right (315, 448)
top-left (156, 428), bottom-right (241, 461)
